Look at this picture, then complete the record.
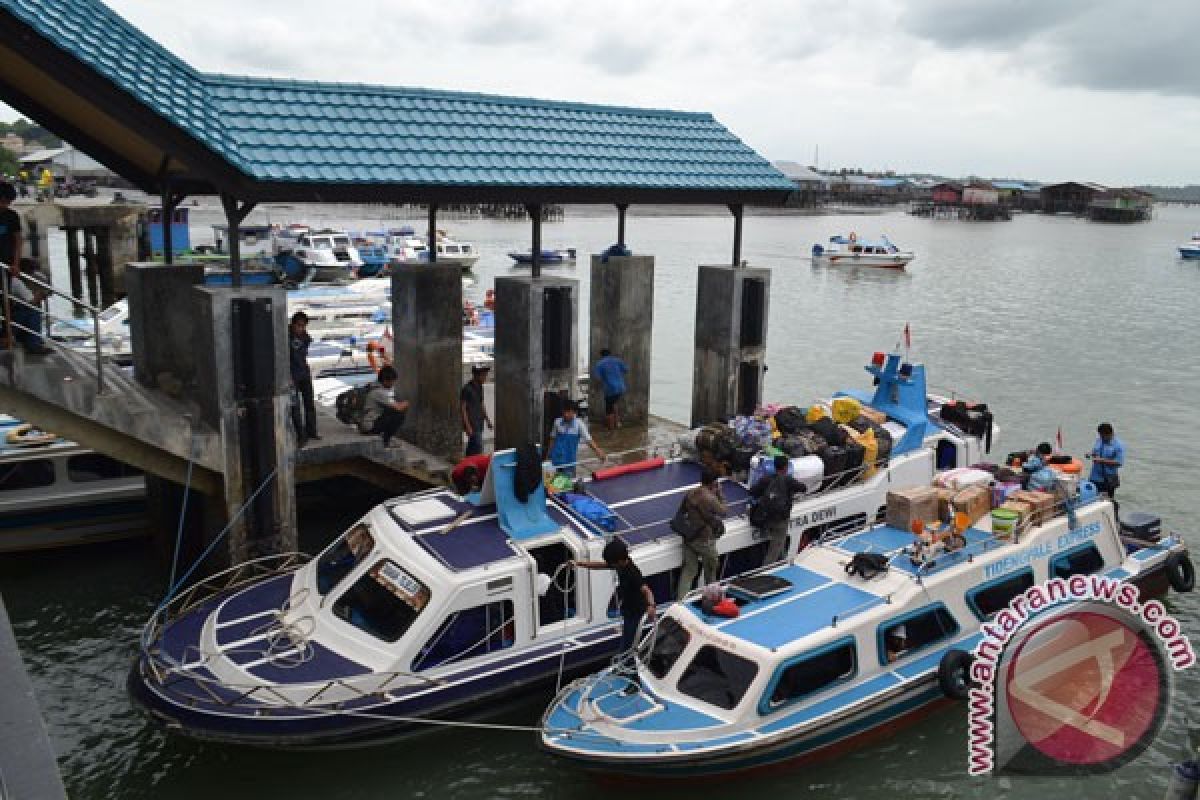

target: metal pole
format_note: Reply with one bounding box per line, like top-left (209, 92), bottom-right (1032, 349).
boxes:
top-left (729, 203), bottom-right (744, 267)
top-left (616, 203), bottom-right (628, 248)
top-left (161, 189), bottom-right (174, 266)
top-left (93, 304), bottom-right (104, 395)
top-left (527, 204), bottom-right (542, 279)
top-left (65, 227), bottom-right (82, 308)
top-left (427, 204), bottom-right (438, 263)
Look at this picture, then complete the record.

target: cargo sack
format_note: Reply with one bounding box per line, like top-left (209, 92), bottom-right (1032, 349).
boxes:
top-left (335, 384), bottom-right (373, 426)
top-left (809, 416), bottom-right (845, 447)
top-left (780, 435), bottom-right (813, 458)
top-left (774, 406), bottom-right (806, 436)
top-left (846, 414), bottom-right (872, 434)
top-left (817, 444), bottom-right (851, 491)
top-left (695, 424), bottom-right (736, 463)
top-left (832, 397), bottom-right (862, 425)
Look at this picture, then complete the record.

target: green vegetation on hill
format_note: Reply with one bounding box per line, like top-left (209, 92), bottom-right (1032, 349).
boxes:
top-left (1139, 185), bottom-right (1200, 204)
top-left (1, 118), bottom-right (61, 150)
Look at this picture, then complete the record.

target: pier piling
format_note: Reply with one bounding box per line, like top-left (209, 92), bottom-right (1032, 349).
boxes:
top-left (691, 264), bottom-right (770, 427)
top-left (588, 253), bottom-right (654, 428)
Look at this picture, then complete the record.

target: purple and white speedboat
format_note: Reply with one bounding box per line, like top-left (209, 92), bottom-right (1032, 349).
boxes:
top-left (130, 356), bottom-right (994, 748)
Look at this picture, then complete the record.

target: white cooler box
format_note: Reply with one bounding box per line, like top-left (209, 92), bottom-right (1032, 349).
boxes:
top-left (748, 454), bottom-right (825, 495)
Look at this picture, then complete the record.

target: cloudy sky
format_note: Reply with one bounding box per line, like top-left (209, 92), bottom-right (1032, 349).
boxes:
top-left (5, 0), bottom-right (1199, 185)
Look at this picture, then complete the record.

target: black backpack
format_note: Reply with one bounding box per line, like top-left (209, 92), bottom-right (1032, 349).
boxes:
top-left (845, 552), bottom-right (889, 580)
top-left (750, 474), bottom-right (792, 526)
top-left (335, 384), bottom-right (373, 426)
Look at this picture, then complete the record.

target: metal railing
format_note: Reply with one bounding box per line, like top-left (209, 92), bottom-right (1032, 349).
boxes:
top-left (0, 262), bottom-right (107, 394)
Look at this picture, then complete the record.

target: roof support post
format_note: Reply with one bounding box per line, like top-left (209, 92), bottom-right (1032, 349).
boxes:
top-left (220, 194), bottom-right (256, 288)
top-left (616, 203), bottom-right (628, 247)
top-left (159, 186), bottom-right (187, 266)
top-left (729, 203), bottom-right (744, 267)
top-left (427, 203), bottom-right (438, 263)
top-left (527, 203), bottom-right (543, 278)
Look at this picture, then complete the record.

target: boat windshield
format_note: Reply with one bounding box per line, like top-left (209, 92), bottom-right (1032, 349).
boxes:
top-left (334, 236), bottom-right (351, 248)
top-left (333, 560), bottom-right (431, 643)
top-left (640, 616), bottom-right (690, 679)
top-left (312, 238), bottom-right (333, 250)
top-left (676, 644), bottom-right (759, 711)
top-left (315, 524), bottom-right (375, 596)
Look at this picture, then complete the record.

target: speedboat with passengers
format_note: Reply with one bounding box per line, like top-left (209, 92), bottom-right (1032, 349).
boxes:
top-left (541, 478), bottom-right (1194, 779)
top-left (129, 354), bottom-right (996, 747)
top-left (812, 234), bottom-right (914, 269)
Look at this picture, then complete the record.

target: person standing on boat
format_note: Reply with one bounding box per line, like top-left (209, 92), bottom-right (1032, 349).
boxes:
top-left (359, 365), bottom-right (410, 446)
top-left (460, 365), bottom-right (491, 457)
top-left (547, 400), bottom-right (605, 476)
top-left (749, 455), bottom-right (805, 564)
top-left (288, 311), bottom-right (319, 445)
top-left (1087, 423), bottom-right (1125, 513)
top-left (574, 538), bottom-right (655, 682)
top-left (593, 348), bottom-right (629, 431)
top-left (676, 468), bottom-right (728, 600)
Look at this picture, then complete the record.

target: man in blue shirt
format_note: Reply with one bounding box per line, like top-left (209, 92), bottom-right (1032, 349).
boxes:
top-left (1023, 442), bottom-right (1058, 492)
top-left (1088, 423), bottom-right (1125, 513)
top-left (546, 400), bottom-right (605, 476)
top-left (593, 348), bottom-right (630, 431)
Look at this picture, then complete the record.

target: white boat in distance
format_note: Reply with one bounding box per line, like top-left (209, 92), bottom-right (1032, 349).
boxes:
top-left (812, 234), bottom-right (914, 269)
top-left (385, 227), bottom-right (480, 272)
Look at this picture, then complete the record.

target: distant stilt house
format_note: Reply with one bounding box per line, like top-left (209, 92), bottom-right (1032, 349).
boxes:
top-left (1088, 188), bottom-right (1153, 222)
top-left (911, 180), bottom-right (1009, 220)
top-left (772, 161), bottom-right (829, 207)
top-left (992, 181), bottom-right (1041, 211)
top-left (930, 182), bottom-right (963, 206)
top-left (1040, 181), bottom-right (1107, 214)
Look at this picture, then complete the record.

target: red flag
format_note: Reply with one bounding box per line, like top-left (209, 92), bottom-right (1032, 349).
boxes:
top-left (903, 323), bottom-right (911, 350)
top-left (1056, 426), bottom-right (1064, 450)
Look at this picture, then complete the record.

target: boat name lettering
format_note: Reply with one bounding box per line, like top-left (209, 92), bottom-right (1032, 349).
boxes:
top-left (983, 522), bottom-right (1101, 579)
top-left (792, 505), bottom-right (836, 529)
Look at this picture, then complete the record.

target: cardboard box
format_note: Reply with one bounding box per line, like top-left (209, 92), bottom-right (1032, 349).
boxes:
top-left (999, 499), bottom-right (1034, 533)
top-left (936, 487), bottom-right (956, 521)
top-left (886, 487), bottom-right (939, 532)
top-left (1010, 490), bottom-right (1057, 527)
top-left (952, 484), bottom-right (992, 527)
top-left (860, 406), bottom-right (888, 425)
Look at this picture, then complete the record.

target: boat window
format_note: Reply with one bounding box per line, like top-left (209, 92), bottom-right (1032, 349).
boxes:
top-left (333, 236), bottom-right (350, 248)
top-left (641, 616), bottom-right (690, 679)
top-left (1051, 544), bottom-right (1104, 580)
top-left (0, 459), bottom-right (56, 491)
top-left (333, 559), bottom-right (431, 643)
top-left (763, 638), bottom-right (856, 712)
top-left (316, 524), bottom-right (375, 595)
top-left (530, 541), bottom-right (577, 626)
top-left (313, 238), bottom-right (332, 250)
top-left (412, 599), bottom-right (514, 671)
top-left (877, 603), bottom-right (959, 665)
top-left (677, 645), bottom-right (758, 710)
top-left (298, 237), bottom-right (311, 247)
top-left (966, 568), bottom-right (1035, 619)
top-left (67, 454), bottom-right (141, 482)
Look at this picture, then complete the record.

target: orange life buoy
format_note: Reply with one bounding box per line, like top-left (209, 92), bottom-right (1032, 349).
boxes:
top-left (1048, 457), bottom-right (1083, 475)
top-left (366, 341), bottom-right (391, 372)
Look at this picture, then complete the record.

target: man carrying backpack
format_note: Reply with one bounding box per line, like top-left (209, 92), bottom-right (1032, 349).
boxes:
top-left (749, 455), bottom-right (805, 565)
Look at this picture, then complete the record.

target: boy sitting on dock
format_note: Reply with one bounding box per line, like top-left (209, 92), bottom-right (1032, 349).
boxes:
top-left (359, 365), bottom-right (411, 447)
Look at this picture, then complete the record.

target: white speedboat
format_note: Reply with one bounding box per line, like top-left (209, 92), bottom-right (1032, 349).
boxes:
top-left (274, 226), bottom-right (364, 283)
top-left (542, 477), bottom-right (1193, 778)
top-left (383, 227), bottom-right (479, 272)
top-left (129, 352), bottom-right (996, 747)
top-left (812, 234), bottom-right (914, 269)
top-left (1178, 234), bottom-right (1200, 260)
top-left (0, 416), bottom-right (145, 553)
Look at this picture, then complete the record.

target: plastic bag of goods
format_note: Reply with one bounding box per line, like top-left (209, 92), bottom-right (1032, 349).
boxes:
top-left (842, 426), bottom-right (879, 480)
top-left (806, 403), bottom-right (831, 423)
top-left (779, 434), bottom-right (815, 458)
top-left (934, 467), bottom-right (993, 490)
top-left (832, 396), bottom-right (862, 425)
top-left (732, 415), bottom-right (773, 450)
top-left (809, 416), bottom-right (845, 447)
top-left (749, 453), bottom-right (824, 495)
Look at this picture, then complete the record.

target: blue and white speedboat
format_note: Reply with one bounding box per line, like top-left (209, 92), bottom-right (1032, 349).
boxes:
top-left (541, 487), bottom-right (1193, 778)
top-left (509, 248), bottom-right (576, 266)
top-left (812, 234), bottom-right (913, 269)
top-left (129, 355), bottom-right (994, 747)
top-left (1178, 234), bottom-right (1200, 260)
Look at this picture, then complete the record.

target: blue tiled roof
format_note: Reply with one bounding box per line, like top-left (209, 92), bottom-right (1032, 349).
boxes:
top-left (1, 0), bottom-right (793, 196)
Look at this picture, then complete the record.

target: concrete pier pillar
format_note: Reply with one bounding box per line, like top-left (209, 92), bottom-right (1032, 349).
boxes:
top-left (127, 265), bottom-right (296, 567)
top-left (691, 264), bottom-right (771, 428)
top-left (588, 254), bottom-right (654, 428)
top-left (495, 274), bottom-right (578, 450)
top-left (391, 261), bottom-right (463, 461)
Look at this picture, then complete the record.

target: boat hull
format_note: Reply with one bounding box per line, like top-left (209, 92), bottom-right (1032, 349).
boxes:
top-left (1179, 247), bottom-right (1200, 260)
top-left (813, 253), bottom-right (913, 269)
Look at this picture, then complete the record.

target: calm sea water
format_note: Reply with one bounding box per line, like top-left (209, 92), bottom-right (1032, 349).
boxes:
top-left (2, 204), bottom-right (1199, 799)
